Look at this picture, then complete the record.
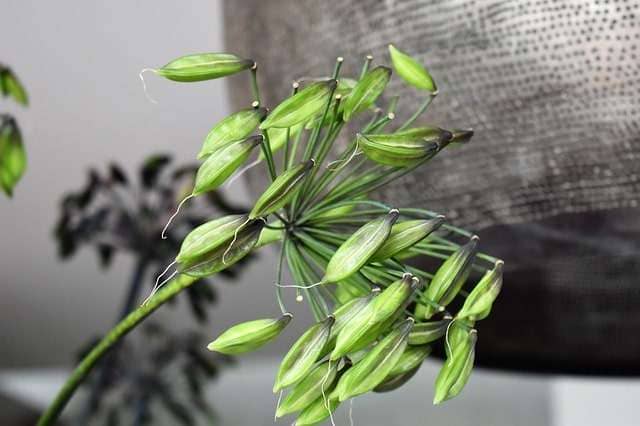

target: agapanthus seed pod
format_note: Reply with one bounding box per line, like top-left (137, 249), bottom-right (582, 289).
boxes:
top-left (0, 68), bottom-right (28, 106)
top-left (385, 345), bottom-right (431, 379)
top-left (322, 209), bottom-right (399, 283)
top-left (343, 66), bottom-right (391, 122)
top-left (197, 106), bottom-right (267, 159)
top-left (370, 273), bottom-right (419, 322)
top-left (370, 216), bottom-right (445, 262)
top-left (156, 53), bottom-right (253, 82)
top-left (408, 317), bottom-right (452, 345)
top-left (274, 316), bottom-right (334, 392)
top-left (179, 219), bottom-right (264, 277)
top-left (373, 365), bottom-right (421, 393)
top-left (373, 344), bottom-right (431, 392)
top-left (249, 159), bottom-right (315, 219)
top-left (320, 292), bottom-right (376, 357)
top-left (276, 360), bottom-right (339, 417)
top-left (445, 320), bottom-right (474, 358)
top-left (457, 261), bottom-right (503, 321)
top-left (388, 44), bottom-right (437, 93)
top-left (331, 275), bottom-right (417, 361)
top-left (0, 118), bottom-right (26, 197)
top-left (417, 236), bottom-right (479, 319)
top-left (294, 395), bottom-right (340, 426)
top-left (434, 329), bottom-right (477, 404)
top-left (357, 128), bottom-right (450, 167)
top-left (176, 215), bottom-right (248, 264)
top-left (207, 313), bottom-right (292, 355)
top-left (260, 80), bottom-right (337, 129)
top-left (192, 136), bottom-right (262, 195)
top-left (335, 318), bottom-right (413, 401)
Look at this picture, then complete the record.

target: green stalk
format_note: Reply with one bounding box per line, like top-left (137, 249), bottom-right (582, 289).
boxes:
top-left (398, 93), bottom-right (436, 131)
top-left (275, 236), bottom-right (288, 314)
top-left (282, 83), bottom-right (300, 172)
top-left (37, 273), bottom-right (198, 426)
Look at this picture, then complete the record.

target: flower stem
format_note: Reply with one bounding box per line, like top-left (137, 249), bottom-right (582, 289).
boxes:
top-left (37, 273), bottom-right (198, 426)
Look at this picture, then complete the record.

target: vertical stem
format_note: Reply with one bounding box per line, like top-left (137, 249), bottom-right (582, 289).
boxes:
top-left (37, 274), bottom-right (198, 426)
top-left (78, 257), bottom-right (149, 423)
top-left (275, 237), bottom-right (289, 314)
top-left (398, 93), bottom-right (436, 131)
top-left (282, 82), bottom-right (300, 172)
top-left (250, 64), bottom-right (261, 105)
top-left (260, 132), bottom-right (277, 181)
top-left (251, 64), bottom-right (277, 181)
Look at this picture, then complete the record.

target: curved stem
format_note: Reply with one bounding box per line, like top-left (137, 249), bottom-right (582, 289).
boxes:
top-left (37, 273), bottom-right (198, 426)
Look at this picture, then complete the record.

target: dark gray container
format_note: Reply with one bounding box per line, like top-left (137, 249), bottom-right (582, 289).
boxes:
top-left (224, 0), bottom-right (640, 375)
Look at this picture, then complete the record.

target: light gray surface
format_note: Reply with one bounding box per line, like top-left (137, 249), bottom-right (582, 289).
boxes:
top-left (0, 0), bottom-right (293, 367)
top-left (3, 360), bottom-right (639, 426)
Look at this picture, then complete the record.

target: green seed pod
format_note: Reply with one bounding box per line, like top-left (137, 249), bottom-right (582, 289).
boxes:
top-left (276, 360), bottom-right (339, 417)
top-left (249, 160), bottom-right (315, 219)
top-left (274, 316), bottom-right (334, 392)
top-left (192, 136), bottom-right (262, 195)
top-left (207, 313), bottom-right (292, 355)
top-left (254, 223), bottom-right (283, 249)
top-left (197, 106), bottom-right (267, 159)
top-left (408, 317), bottom-right (452, 345)
top-left (260, 80), bottom-right (337, 129)
top-left (343, 66), bottom-right (391, 122)
top-left (179, 220), bottom-right (264, 277)
top-left (357, 127), bottom-right (452, 167)
top-left (320, 291), bottom-right (376, 357)
top-left (370, 216), bottom-right (445, 262)
top-left (418, 236), bottom-right (479, 319)
top-left (156, 53), bottom-right (253, 82)
top-left (1, 68), bottom-right (28, 106)
top-left (322, 210), bottom-right (399, 284)
top-left (386, 345), bottom-right (431, 378)
top-left (434, 329), bottom-right (477, 404)
top-left (445, 319), bottom-right (475, 358)
top-left (336, 319), bottom-right (413, 401)
top-left (176, 215), bottom-right (247, 264)
top-left (388, 44), bottom-right (437, 93)
top-left (457, 261), bottom-right (504, 321)
top-left (260, 123), bottom-right (304, 159)
top-left (331, 274), bottom-right (417, 361)
top-left (370, 274), bottom-right (420, 322)
top-left (373, 365), bottom-right (421, 393)
top-left (294, 395), bottom-right (340, 426)
top-left (0, 118), bottom-right (26, 197)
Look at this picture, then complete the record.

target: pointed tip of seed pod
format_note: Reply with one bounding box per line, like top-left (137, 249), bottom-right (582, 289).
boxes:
top-left (251, 100), bottom-right (260, 108)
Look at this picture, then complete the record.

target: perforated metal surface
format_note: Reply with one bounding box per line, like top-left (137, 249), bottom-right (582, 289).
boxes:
top-left (224, 0), bottom-right (640, 375)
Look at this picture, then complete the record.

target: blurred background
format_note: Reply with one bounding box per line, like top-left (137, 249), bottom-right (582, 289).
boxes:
top-left (0, 0), bottom-right (638, 425)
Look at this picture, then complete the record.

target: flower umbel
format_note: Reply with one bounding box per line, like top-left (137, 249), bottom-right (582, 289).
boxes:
top-left (38, 45), bottom-right (505, 426)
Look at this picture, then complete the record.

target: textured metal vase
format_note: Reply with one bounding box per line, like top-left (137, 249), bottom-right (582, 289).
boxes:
top-left (224, 0), bottom-right (640, 375)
